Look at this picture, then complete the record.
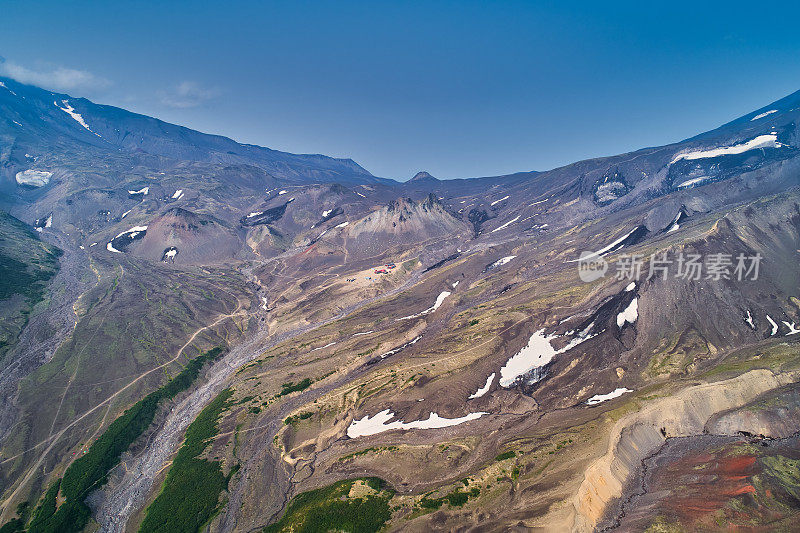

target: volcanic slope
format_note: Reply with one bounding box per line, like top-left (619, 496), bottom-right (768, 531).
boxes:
top-left (0, 78), bottom-right (799, 533)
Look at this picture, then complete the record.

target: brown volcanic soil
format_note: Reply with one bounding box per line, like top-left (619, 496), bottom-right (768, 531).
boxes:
top-left (132, 207), bottom-right (243, 264)
top-left (609, 435), bottom-right (800, 532)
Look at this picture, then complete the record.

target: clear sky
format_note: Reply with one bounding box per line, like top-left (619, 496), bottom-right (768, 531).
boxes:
top-left (2, 0), bottom-right (799, 180)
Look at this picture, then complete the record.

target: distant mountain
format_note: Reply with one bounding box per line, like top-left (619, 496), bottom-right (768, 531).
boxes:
top-left (0, 76), bottom-right (388, 186)
top-left (408, 171), bottom-right (439, 183)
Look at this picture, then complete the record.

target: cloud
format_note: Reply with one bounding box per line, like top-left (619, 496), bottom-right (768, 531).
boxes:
top-left (158, 81), bottom-right (220, 108)
top-left (0, 57), bottom-right (111, 92)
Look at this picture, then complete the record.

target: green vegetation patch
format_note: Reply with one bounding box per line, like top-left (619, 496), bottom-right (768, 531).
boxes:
top-left (284, 411), bottom-right (314, 425)
top-left (263, 477), bottom-right (393, 533)
top-left (0, 502), bottom-right (30, 533)
top-left (418, 487), bottom-right (480, 510)
top-left (10, 347), bottom-right (225, 533)
top-left (139, 388), bottom-right (234, 533)
top-left (277, 378), bottom-right (313, 397)
top-left (761, 455), bottom-right (800, 502)
top-left (494, 450), bottom-right (516, 461)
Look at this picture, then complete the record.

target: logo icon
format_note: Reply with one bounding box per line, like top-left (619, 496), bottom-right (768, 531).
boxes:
top-left (578, 252), bottom-right (608, 282)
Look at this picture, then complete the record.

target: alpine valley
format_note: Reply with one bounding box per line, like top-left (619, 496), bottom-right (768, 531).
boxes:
top-left (1, 74), bottom-right (799, 532)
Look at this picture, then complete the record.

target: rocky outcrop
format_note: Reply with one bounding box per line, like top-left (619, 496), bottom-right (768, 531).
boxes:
top-left (706, 382), bottom-right (800, 439)
top-left (345, 195), bottom-right (468, 257)
top-left (572, 369), bottom-right (799, 532)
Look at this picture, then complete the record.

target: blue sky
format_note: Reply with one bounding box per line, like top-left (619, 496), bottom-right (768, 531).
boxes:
top-left (2, 0), bottom-right (799, 180)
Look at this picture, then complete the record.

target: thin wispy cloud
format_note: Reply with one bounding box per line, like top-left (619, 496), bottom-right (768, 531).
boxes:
top-left (159, 81), bottom-right (220, 108)
top-left (0, 57), bottom-right (111, 92)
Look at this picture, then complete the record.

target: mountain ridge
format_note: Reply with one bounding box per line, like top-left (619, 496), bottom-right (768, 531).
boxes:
top-left (1, 76), bottom-right (800, 533)
top-left (0, 75), bottom-right (388, 186)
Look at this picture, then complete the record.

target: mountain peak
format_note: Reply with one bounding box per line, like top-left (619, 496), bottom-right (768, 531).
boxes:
top-left (409, 171), bottom-right (438, 182)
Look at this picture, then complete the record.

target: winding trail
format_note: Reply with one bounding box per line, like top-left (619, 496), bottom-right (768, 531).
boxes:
top-left (0, 285), bottom-right (248, 522)
top-left (90, 258), bottom-right (438, 532)
top-left (0, 231), bottom-right (93, 441)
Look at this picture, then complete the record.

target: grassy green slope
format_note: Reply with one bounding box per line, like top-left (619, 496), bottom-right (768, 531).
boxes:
top-left (0, 211), bottom-right (61, 361)
top-left (6, 347), bottom-right (225, 533)
top-left (263, 478), bottom-right (393, 533)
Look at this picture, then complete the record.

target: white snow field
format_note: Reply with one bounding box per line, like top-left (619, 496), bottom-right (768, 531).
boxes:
top-left (586, 387), bottom-right (632, 405)
top-left (347, 409), bottom-right (488, 438)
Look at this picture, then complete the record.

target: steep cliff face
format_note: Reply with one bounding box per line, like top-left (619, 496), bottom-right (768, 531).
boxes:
top-left (706, 383), bottom-right (800, 438)
top-left (573, 369), bottom-right (799, 531)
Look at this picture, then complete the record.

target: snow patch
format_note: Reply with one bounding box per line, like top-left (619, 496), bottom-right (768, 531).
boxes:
top-left (335, 221), bottom-right (349, 228)
top-left (767, 314), bottom-right (779, 336)
top-left (322, 209), bottom-right (332, 217)
top-left (247, 211), bottom-right (263, 218)
top-left (107, 226), bottom-right (148, 254)
top-left (751, 110), bottom-right (777, 121)
top-left (783, 321), bottom-right (800, 335)
top-left (56, 100), bottom-right (101, 137)
top-left (278, 190), bottom-right (287, 195)
top-left (379, 335), bottom-right (422, 359)
top-left (676, 177), bottom-right (710, 189)
top-left (311, 342), bottom-right (337, 352)
top-left (491, 216), bottom-right (520, 233)
top-left (499, 326), bottom-right (597, 388)
top-left (745, 310), bottom-right (755, 329)
top-left (490, 195), bottom-right (510, 206)
top-left (616, 298), bottom-right (638, 328)
top-left (171, 189), bottom-right (184, 200)
top-left (569, 226), bottom-right (641, 262)
top-left (128, 187), bottom-right (149, 196)
top-left (586, 388), bottom-right (632, 405)
top-left (491, 256), bottom-right (516, 268)
top-left (398, 291), bottom-right (451, 320)
top-left (671, 134), bottom-right (783, 164)
top-left (15, 170), bottom-right (52, 187)
top-left (468, 373), bottom-right (495, 399)
top-left (0, 81), bottom-right (17, 96)
top-left (347, 408), bottom-right (488, 438)
top-left (666, 210), bottom-right (685, 233)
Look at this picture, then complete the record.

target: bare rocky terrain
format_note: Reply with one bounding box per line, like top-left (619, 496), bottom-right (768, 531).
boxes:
top-left (0, 75), bottom-right (799, 532)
